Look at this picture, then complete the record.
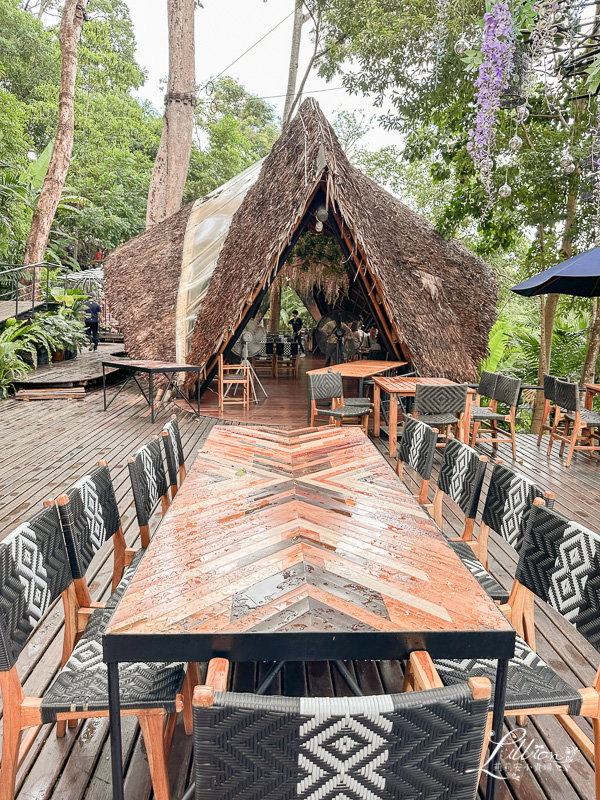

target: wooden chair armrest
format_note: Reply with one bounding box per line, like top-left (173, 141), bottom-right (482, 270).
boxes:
top-left (193, 658), bottom-right (230, 707)
top-left (77, 603), bottom-right (105, 632)
top-left (403, 651), bottom-right (443, 691)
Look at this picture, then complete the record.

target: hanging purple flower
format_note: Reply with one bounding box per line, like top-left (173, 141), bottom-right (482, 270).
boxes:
top-left (468, 1), bottom-right (516, 199)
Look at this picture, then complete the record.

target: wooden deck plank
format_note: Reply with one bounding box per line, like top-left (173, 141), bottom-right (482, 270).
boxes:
top-left (0, 387), bottom-right (598, 800)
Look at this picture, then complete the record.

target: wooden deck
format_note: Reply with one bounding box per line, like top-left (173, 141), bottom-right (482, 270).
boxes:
top-left (0, 299), bottom-right (45, 324)
top-left (15, 343), bottom-right (126, 389)
top-left (0, 386), bottom-right (599, 799)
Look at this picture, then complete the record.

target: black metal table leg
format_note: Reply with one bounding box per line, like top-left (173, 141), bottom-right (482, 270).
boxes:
top-left (103, 365), bottom-right (107, 411)
top-left (486, 657), bottom-right (508, 800)
top-left (108, 662), bottom-right (124, 800)
top-left (149, 373), bottom-right (154, 424)
top-left (197, 369), bottom-right (201, 415)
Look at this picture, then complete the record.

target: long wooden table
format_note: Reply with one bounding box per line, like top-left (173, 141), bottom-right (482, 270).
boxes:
top-left (104, 425), bottom-right (514, 800)
top-left (373, 375), bottom-right (475, 456)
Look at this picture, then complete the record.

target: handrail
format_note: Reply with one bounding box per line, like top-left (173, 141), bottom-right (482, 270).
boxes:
top-left (0, 263), bottom-right (63, 319)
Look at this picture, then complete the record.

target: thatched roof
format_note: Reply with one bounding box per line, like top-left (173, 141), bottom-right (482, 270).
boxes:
top-left (104, 203), bottom-right (193, 362)
top-left (105, 98), bottom-right (497, 383)
top-left (186, 99), bottom-right (497, 381)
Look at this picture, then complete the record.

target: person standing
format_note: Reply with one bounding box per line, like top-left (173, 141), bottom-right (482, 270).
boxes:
top-left (288, 309), bottom-right (306, 357)
top-left (84, 296), bottom-right (102, 351)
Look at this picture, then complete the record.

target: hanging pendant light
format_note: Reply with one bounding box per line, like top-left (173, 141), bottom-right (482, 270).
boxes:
top-left (516, 105), bottom-right (529, 123)
top-left (509, 134), bottom-right (523, 152)
top-left (499, 182), bottom-right (512, 199)
top-left (454, 37), bottom-right (469, 56)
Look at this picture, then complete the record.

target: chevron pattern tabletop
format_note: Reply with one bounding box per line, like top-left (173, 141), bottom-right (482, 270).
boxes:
top-left (104, 426), bottom-right (514, 663)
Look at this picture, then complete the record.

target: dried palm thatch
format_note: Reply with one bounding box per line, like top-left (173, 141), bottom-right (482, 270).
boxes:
top-left (185, 98), bottom-right (497, 383)
top-left (105, 99), bottom-right (497, 385)
top-left (104, 203), bottom-right (193, 362)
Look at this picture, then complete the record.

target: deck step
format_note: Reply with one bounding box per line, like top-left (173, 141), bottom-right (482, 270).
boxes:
top-left (15, 387), bottom-right (87, 401)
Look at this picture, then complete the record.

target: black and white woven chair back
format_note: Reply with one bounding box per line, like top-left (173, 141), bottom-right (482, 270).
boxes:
top-left (438, 438), bottom-right (486, 519)
top-left (477, 370), bottom-right (497, 400)
top-left (414, 383), bottom-right (468, 416)
top-left (517, 504), bottom-right (600, 653)
top-left (58, 465), bottom-right (121, 580)
top-left (192, 685), bottom-right (489, 800)
top-left (128, 438), bottom-right (168, 528)
top-left (543, 373), bottom-right (556, 403)
top-left (397, 416), bottom-right (437, 481)
top-left (276, 341), bottom-right (298, 357)
top-left (309, 371), bottom-right (344, 402)
top-left (554, 379), bottom-right (579, 413)
top-left (163, 416), bottom-right (184, 487)
top-left (482, 462), bottom-right (549, 552)
top-left (492, 374), bottom-right (521, 408)
top-left (0, 505), bottom-right (72, 671)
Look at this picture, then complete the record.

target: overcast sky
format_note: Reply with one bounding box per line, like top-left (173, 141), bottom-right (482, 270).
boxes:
top-left (124, 0), bottom-right (400, 151)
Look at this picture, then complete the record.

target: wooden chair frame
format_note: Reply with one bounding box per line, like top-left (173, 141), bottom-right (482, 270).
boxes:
top-left (429, 452), bottom-right (488, 542)
top-left (217, 354), bottom-right (250, 412)
top-left (407, 499), bottom-right (600, 799)
top-left (447, 458), bottom-right (555, 572)
top-left (412, 410), bottom-right (465, 447)
top-left (273, 351), bottom-right (299, 379)
top-left (548, 407), bottom-right (600, 468)
top-left (537, 396), bottom-right (557, 446)
top-left (0, 500), bottom-right (183, 800)
top-left (470, 395), bottom-right (518, 460)
top-left (128, 436), bottom-right (171, 549)
top-left (395, 426), bottom-right (439, 506)
top-left (310, 394), bottom-right (370, 434)
top-left (161, 416), bottom-right (187, 500)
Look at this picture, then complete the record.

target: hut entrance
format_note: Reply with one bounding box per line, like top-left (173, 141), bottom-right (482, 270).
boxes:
top-left (196, 191), bottom-right (413, 424)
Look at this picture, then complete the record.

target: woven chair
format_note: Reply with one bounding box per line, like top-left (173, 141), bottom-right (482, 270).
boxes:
top-left (413, 383), bottom-right (468, 445)
top-left (186, 658), bottom-right (491, 800)
top-left (308, 371), bottom-right (372, 434)
top-left (417, 502), bottom-right (600, 787)
top-left (0, 503), bottom-right (184, 800)
top-left (162, 414), bottom-right (187, 500)
top-left (427, 437), bottom-right (510, 603)
top-left (476, 369), bottom-right (498, 402)
top-left (537, 373), bottom-right (559, 446)
top-left (57, 462), bottom-right (141, 610)
top-left (274, 340), bottom-right (299, 378)
top-left (395, 415), bottom-right (438, 505)
top-left (128, 436), bottom-right (171, 548)
top-left (547, 379), bottom-right (600, 467)
top-left (450, 460), bottom-right (555, 572)
top-left (470, 373), bottom-right (521, 459)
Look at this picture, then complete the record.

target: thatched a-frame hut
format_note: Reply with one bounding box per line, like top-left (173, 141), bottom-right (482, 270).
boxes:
top-left (104, 99), bottom-right (497, 389)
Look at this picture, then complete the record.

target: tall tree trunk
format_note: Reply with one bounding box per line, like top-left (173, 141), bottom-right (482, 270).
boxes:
top-left (272, 1), bottom-right (306, 322)
top-left (146, 0), bottom-right (196, 229)
top-left (582, 299), bottom-right (600, 385)
top-left (282, 0), bottom-right (304, 127)
top-left (269, 282), bottom-right (282, 334)
top-left (23, 0), bottom-right (88, 266)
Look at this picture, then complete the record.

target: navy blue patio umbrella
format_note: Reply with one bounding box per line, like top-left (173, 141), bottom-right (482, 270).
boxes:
top-left (511, 247), bottom-right (600, 298)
